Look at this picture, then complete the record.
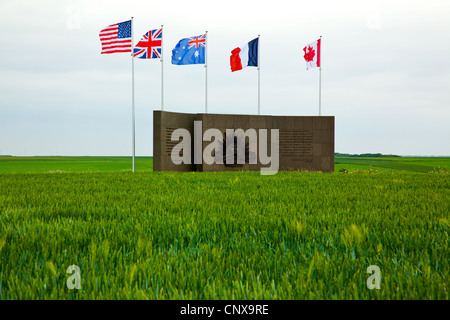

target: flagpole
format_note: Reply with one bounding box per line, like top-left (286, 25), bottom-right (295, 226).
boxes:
top-left (131, 17), bottom-right (135, 172)
top-left (258, 34), bottom-right (261, 115)
top-left (161, 25), bottom-right (164, 111)
top-left (205, 30), bottom-right (208, 113)
top-left (319, 35), bottom-right (322, 116)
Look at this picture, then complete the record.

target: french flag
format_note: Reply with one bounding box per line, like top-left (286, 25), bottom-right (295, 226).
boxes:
top-left (230, 37), bottom-right (259, 72)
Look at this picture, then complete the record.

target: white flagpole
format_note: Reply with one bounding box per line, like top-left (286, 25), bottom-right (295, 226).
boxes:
top-left (161, 25), bottom-right (164, 111)
top-left (205, 31), bottom-right (208, 113)
top-left (319, 35), bottom-right (322, 116)
top-left (258, 34), bottom-right (261, 115)
top-left (131, 17), bottom-right (135, 172)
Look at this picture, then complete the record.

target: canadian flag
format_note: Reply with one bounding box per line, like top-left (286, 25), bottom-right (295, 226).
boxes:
top-left (303, 39), bottom-right (321, 70)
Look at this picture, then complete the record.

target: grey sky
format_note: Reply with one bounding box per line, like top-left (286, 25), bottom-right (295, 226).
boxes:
top-left (0, 0), bottom-right (449, 156)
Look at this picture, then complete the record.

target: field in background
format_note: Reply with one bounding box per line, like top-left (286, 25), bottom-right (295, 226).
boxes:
top-left (0, 156), bottom-right (448, 299)
top-left (0, 156), bottom-right (153, 173)
top-left (335, 157), bottom-right (450, 173)
top-left (1, 156), bottom-right (449, 173)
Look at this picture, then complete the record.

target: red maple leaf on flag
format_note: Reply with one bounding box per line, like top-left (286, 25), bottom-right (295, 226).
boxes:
top-left (303, 45), bottom-right (315, 62)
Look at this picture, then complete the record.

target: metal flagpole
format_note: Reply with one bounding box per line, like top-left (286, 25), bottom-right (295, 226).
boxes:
top-left (319, 35), bottom-right (322, 116)
top-left (131, 17), bottom-right (135, 172)
top-left (258, 34), bottom-right (261, 115)
top-left (205, 31), bottom-right (208, 113)
top-left (161, 25), bottom-right (164, 111)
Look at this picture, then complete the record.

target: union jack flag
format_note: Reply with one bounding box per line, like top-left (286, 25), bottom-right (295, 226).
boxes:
top-left (187, 34), bottom-right (206, 49)
top-left (133, 28), bottom-right (162, 59)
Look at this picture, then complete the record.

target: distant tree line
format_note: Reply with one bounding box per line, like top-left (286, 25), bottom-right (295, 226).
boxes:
top-left (335, 153), bottom-right (401, 158)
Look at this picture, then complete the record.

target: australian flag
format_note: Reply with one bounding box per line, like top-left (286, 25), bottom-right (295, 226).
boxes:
top-left (172, 34), bottom-right (206, 65)
top-left (133, 28), bottom-right (162, 59)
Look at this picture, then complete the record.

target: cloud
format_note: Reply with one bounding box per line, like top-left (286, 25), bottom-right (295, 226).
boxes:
top-left (0, 0), bottom-right (449, 156)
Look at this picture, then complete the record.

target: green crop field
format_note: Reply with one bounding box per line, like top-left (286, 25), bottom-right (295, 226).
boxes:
top-left (0, 156), bottom-right (448, 299)
top-left (0, 156), bottom-right (153, 173)
top-left (335, 157), bottom-right (450, 173)
top-left (1, 156), bottom-right (449, 174)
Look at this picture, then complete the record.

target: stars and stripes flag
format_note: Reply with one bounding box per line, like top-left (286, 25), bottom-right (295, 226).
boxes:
top-left (99, 20), bottom-right (132, 54)
top-left (133, 28), bottom-right (163, 59)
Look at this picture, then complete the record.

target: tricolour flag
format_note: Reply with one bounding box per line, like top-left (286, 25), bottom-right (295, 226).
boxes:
top-left (99, 20), bottom-right (132, 54)
top-left (133, 28), bottom-right (162, 59)
top-left (230, 38), bottom-right (259, 72)
top-left (171, 34), bottom-right (206, 65)
top-left (303, 39), bottom-right (321, 70)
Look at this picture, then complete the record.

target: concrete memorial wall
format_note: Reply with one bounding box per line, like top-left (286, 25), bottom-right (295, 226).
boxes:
top-left (153, 111), bottom-right (334, 173)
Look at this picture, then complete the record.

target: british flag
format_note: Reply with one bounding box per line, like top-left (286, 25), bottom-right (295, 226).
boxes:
top-left (133, 28), bottom-right (162, 59)
top-left (187, 34), bottom-right (206, 49)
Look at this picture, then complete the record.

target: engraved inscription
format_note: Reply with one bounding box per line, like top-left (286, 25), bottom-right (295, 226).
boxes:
top-left (165, 127), bottom-right (183, 155)
top-left (279, 131), bottom-right (313, 161)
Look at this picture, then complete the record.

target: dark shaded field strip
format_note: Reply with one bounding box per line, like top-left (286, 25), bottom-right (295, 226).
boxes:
top-left (335, 159), bottom-right (435, 173)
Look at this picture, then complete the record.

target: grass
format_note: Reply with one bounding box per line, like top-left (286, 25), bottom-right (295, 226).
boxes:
top-left (1, 156), bottom-right (449, 174)
top-left (0, 156), bottom-right (153, 173)
top-left (335, 157), bottom-right (450, 173)
top-left (0, 157), bottom-right (448, 299)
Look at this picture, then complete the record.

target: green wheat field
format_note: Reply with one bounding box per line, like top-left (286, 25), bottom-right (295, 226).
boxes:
top-left (0, 156), bottom-right (448, 299)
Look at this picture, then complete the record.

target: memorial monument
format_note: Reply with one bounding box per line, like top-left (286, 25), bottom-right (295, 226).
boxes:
top-left (153, 110), bottom-right (334, 173)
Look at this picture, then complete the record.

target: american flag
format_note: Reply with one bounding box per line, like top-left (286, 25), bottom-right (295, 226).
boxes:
top-left (99, 20), bottom-right (132, 54)
top-left (133, 28), bottom-right (162, 59)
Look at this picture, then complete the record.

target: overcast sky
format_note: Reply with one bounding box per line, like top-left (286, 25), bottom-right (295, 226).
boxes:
top-left (0, 0), bottom-right (449, 156)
